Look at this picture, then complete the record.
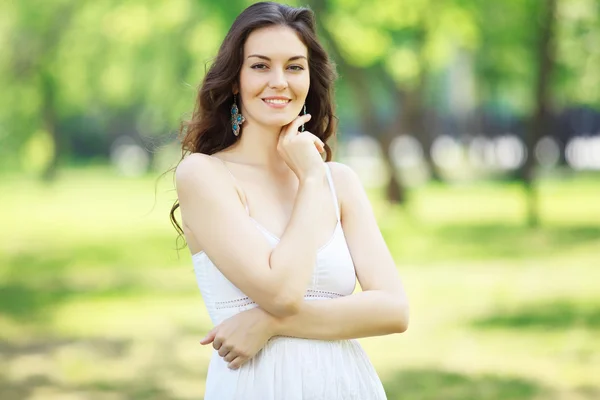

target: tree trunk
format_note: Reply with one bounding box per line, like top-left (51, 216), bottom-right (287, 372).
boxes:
top-left (401, 88), bottom-right (441, 182)
top-left (41, 70), bottom-right (60, 182)
top-left (522, 0), bottom-right (557, 227)
top-left (344, 67), bottom-right (405, 204)
top-left (403, 26), bottom-right (443, 182)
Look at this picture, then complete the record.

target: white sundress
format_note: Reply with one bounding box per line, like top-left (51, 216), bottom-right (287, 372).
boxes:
top-left (191, 162), bottom-right (387, 400)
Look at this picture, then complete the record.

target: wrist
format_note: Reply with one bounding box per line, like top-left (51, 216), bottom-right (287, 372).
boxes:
top-left (268, 313), bottom-right (285, 337)
top-left (259, 307), bottom-right (283, 337)
top-left (299, 167), bottom-right (325, 185)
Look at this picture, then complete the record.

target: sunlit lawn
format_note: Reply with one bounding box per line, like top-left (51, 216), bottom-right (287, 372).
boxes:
top-left (0, 166), bottom-right (599, 399)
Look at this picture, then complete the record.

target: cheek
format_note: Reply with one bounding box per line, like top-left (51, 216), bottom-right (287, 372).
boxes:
top-left (239, 71), bottom-right (263, 99)
top-left (290, 75), bottom-right (310, 98)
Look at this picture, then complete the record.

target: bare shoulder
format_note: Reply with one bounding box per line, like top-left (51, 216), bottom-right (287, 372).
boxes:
top-left (175, 153), bottom-right (225, 190)
top-left (175, 153), bottom-right (215, 181)
top-left (326, 161), bottom-right (363, 195)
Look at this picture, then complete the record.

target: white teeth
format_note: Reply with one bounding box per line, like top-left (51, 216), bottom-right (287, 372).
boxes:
top-left (264, 99), bottom-right (289, 104)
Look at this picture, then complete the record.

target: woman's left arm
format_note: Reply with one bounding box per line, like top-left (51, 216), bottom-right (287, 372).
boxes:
top-left (272, 162), bottom-right (409, 339)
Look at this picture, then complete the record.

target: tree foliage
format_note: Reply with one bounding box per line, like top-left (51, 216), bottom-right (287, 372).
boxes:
top-left (0, 0), bottom-right (598, 180)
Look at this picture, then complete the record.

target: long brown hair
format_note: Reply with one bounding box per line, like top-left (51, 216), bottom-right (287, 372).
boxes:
top-left (170, 1), bottom-right (338, 236)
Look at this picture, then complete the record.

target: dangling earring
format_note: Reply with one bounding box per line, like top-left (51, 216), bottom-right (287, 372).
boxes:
top-left (300, 103), bottom-right (307, 132)
top-left (231, 94), bottom-right (245, 136)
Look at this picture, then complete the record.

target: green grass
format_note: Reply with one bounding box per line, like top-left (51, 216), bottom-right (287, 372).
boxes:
top-left (0, 167), bottom-right (599, 399)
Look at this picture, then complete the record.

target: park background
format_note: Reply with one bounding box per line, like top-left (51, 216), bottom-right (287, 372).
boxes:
top-left (1, 0), bottom-right (599, 399)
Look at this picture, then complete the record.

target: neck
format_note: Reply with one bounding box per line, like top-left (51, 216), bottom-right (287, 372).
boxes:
top-left (227, 120), bottom-right (287, 170)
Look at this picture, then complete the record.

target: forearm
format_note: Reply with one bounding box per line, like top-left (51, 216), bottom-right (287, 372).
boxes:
top-left (269, 173), bottom-right (324, 304)
top-left (272, 290), bottom-right (409, 340)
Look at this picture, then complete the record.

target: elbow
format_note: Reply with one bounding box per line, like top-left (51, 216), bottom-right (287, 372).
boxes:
top-left (268, 292), bottom-right (302, 317)
top-left (259, 273), bottom-right (304, 317)
top-left (392, 300), bottom-right (410, 333)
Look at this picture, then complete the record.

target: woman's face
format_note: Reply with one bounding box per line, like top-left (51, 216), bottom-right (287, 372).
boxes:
top-left (238, 25), bottom-right (310, 130)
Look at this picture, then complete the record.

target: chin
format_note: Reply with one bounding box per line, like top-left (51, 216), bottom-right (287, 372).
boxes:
top-left (261, 115), bottom-right (297, 128)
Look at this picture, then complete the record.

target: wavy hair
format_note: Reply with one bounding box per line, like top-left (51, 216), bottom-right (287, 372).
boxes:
top-left (170, 1), bottom-right (338, 236)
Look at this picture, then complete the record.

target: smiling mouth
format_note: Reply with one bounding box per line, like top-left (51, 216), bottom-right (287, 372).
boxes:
top-left (262, 98), bottom-right (292, 105)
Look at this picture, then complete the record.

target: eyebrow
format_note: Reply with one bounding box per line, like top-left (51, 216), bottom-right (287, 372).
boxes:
top-left (247, 54), bottom-right (307, 61)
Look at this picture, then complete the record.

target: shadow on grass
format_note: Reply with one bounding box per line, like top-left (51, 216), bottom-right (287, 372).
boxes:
top-left (0, 280), bottom-right (148, 321)
top-left (435, 224), bottom-right (600, 258)
top-left (0, 283), bottom-right (74, 321)
top-left (385, 223), bottom-right (600, 263)
top-left (2, 232), bottom-right (181, 276)
top-left (0, 335), bottom-right (206, 400)
top-left (0, 230), bottom-right (199, 324)
top-left (0, 375), bottom-right (186, 400)
top-left (383, 368), bottom-right (550, 400)
top-left (472, 300), bottom-right (600, 330)
top-left (0, 252), bottom-right (76, 283)
top-left (0, 337), bottom-right (130, 357)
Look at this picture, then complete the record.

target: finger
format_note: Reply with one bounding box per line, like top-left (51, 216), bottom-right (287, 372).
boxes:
top-left (297, 112), bottom-right (312, 125)
top-left (218, 345), bottom-right (231, 357)
top-left (223, 351), bottom-right (237, 362)
top-left (294, 113), bottom-right (312, 132)
top-left (282, 114), bottom-right (312, 139)
top-left (200, 329), bottom-right (217, 345)
top-left (314, 138), bottom-right (325, 153)
top-left (228, 356), bottom-right (247, 370)
top-left (212, 336), bottom-right (223, 351)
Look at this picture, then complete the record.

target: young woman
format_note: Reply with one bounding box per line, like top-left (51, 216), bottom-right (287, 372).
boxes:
top-left (172, 2), bottom-right (409, 399)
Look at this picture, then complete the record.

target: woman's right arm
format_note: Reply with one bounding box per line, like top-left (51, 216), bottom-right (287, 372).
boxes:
top-left (176, 116), bottom-right (325, 317)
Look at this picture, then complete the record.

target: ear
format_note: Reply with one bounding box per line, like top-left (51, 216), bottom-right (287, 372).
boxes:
top-left (232, 83), bottom-right (239, 96)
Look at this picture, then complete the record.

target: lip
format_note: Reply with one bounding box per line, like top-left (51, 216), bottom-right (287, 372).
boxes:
top-left (262, 96), bottom-right (292, 101)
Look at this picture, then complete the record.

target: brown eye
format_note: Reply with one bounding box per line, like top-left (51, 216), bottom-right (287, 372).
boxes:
top-left (251, 63), bottom-right (268, 70)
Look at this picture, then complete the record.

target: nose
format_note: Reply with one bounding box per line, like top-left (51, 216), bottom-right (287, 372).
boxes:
top-left (268, 68), bottom-right (288, 90)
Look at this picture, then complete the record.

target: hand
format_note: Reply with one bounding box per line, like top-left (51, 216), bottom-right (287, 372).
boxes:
top-left (200, 307), bottom-right (277, 370)
top-left (277, 114), bottom-right (326, 182)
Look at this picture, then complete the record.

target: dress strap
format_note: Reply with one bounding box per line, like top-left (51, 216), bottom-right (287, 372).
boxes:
top-left (213, 156), bottom-right (250, 214)
top-left (324, 163), bottom-right (341, 222)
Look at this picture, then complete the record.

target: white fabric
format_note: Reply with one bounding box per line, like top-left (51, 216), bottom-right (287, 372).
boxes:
top-left (192, 162), bottom-right (387, 400)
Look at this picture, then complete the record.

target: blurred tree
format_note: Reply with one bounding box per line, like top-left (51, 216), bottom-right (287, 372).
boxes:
top-left (0, 0), bottom-right (76, 178)
top-left (554, 0), bottom-right (600, 108)
top-left (0, 0), bottom-right (230, 178)
top-left (308, 0), bottom-right (479, 203)
top-left (473, 0), bottom-right (590, 226)
top-left (309, 0), bottom-right (405, 203)
top-left (1, 0), bottom-right (598, 197)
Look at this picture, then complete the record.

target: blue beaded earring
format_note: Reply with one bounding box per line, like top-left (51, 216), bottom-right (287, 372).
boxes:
top-left (300, 103), bottom-right (307, 132)
top-left (231, 94), bottom-right (245, 136)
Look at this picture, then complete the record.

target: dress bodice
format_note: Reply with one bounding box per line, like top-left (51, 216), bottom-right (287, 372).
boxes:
top-left (191, 162), bottom-right (356, 325)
